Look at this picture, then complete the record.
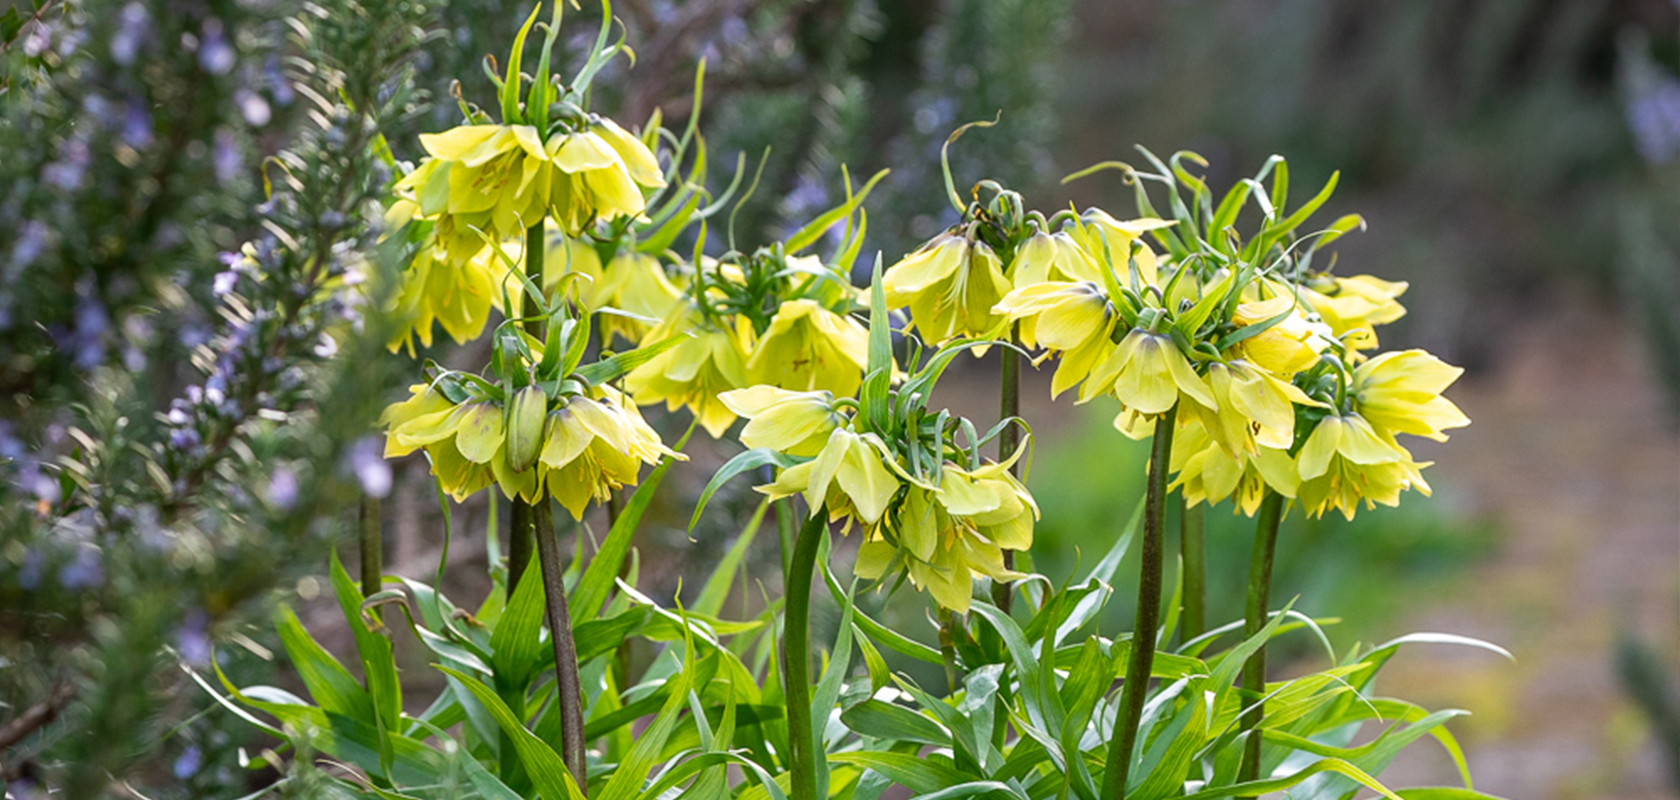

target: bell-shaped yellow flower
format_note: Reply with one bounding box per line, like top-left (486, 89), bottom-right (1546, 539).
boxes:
top-left (993, 281), bottom-right (1118, 398)
top-left (625, 310), bottom-right (753, 437)
top-left (719, 386), bottom-right (839, 457)
top-left (853, 463), bottom-right (1035, 614)
top-left (1295, 412), bottom-right (1432, 519)
top-left (1301, 274), bottom-right (1407, 351)
top-left (747, 299), bottom-right (868, 397)
top-left (755, 426), bottom-right (899, 526)
top-left (395, 124), bottom-right (553, 265)
top-left (1169, 419), bottom-right (1299, 515)
top-left (1351, 349), bottom-right (1470, 443)
top-left (1084, 328), bottom-right (1216, 414)
top-left (385, 240), bottom-right (520, 355)
top-left (882, 234), bottom-right (1011, 343)
top-left (546, 234), bottom-right (684, 344)
top-left (544, 118), bottom-right (666, 235)
top-left (1008, 230), bottom-right (1100, 286)
top-left (380, 388), bottom-right (501, 501)
top-left (538, 386), bottom-right (681, 519)
top-left (1230, 295), bottom-right (1333, 375)
top-left (1186, 359), bottom-right (1326, 457)
top-left (1068, 211), bottom-right (1172, 284)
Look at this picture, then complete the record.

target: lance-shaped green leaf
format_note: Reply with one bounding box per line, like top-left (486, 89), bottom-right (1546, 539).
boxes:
top-left (573, 421), bottom-right (695, 624)
top-left (436, 666), bottom-right (587, 800)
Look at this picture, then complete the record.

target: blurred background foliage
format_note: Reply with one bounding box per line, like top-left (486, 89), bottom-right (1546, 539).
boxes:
top-left (3, 0), bottom-right (1678, 797)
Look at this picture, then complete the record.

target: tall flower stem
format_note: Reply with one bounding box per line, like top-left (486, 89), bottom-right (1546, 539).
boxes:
top-left (533, 499), bottom-right (588, 790)
top-left (357, 494), bottom-right (382, 608)
top-left (782, 509), bottom-right (827, 800)
top-left (507, 223), bottom-right (549, 592)
top-left (991, 326), bottom-right (1022, 614)
top-left (508, 500), bottom-right (532, 590)
top-left (516, 221), bottom-right (586, 789)
top-left (1237, 491), bottom-right (1284, 795)
top-left (1180, 498), bottom-right (1205, 643)
top-left (1102, 404), bottom-right (1176, 800)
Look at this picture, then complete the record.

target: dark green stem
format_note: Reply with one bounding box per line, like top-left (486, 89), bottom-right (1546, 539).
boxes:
top-left (508, 500), bottom-right (532, 592)
top-left (358, 494), bottom-right (382, 610)
top-left (1238, 491), bottom-right (1284, 795)
top-left (1102, 404), bottom-right (1176, 800)
top-left (991, 326), bottom-right (1022, 614)
top-left (1180, 498), bottom-right (1205, 644)
top-left (533, 500), bottom-right (588, 791)
top-left (783, 510), bottom-right (826, 800)
top-left (508, 223), bottom-right (549, 594)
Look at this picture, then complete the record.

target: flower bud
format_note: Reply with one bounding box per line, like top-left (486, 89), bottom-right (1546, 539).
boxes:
top-left (506, 386), bottom-right (548, 473)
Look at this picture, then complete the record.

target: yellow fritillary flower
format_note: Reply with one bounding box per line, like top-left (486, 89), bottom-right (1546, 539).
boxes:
top-left (1351, 349), bottom-right (1470, 443)
top-left (384, 240), bottom-right (520, 355)
top-left (718, 386), bottom-right (841, 458)
top-left (1294, 412), bottom-right (1432, 520)
top-left (1229, 294), bottom-right (1333, 376)
top-left (1186, 359), bottom-right (1325, 457)
top-left (395, 124), bottom-right (552, 265)
top-left (882, 234), bottom-right (1011, 344)
top-left (1301, 274), bottom-right (1408, 351)
top-left (1169, 418), bottom-right (1299, 516)
top-left (747, 299), bottom-right (868, 398)
top-left (1007, 230), bottom-right (1100, 286)
top-left (624, 310), bottom-right (753, 437)
top-left (1083, 328), bottom-right (1216, 413)
top-left (545, 234), bottom-right (684, 344)
top-left (854, 463), bottom-right (1036, 614)
top-left (1067, 210), bottom-right (1173, 282)
top-left (537, 385), bottom-right (680, 519)
top-left (544, 118), bottom-right (666, 235)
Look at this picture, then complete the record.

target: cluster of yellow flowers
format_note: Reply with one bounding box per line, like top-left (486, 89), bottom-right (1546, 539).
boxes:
top-left (721, 386), bottom-right (1035, 613)
top-left (979, 206), bottom-right (1465, 521)
top-left (381, 374), bottom-right (679, 519)
top-left (378, 118), bottom-right (666, 354)
top-left (620, 251), bottom-right (870, 437)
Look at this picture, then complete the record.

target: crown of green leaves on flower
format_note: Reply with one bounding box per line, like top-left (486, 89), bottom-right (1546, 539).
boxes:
top-left (691, 259), bottom-right (1037, 612)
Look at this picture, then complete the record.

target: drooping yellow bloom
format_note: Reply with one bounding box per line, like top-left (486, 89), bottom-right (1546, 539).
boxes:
top-left (718, 386), bottom-right (840, 457)
top-left (382, 385), bottom-right (497, 500)
top-left (882, 234), bottom-right (1011, 343)
top-left (544, 119), bottom-right (666, 234)
top-left (537, 385), bottom-right (680, 519)
top-left (1351, 349), bottom-right (1470, 443)
top-left (625, 310), bottom-right (753, 437)
top-left (756, 427), bottom-right (900, 526)
top-left (395, 124), bottom-right (553, 265)
top-left (1008, 230), bottom-right (1100, 286)
top-left (1185, 359), bottom-right (1325, 457)
top-left (1068, 210), bottom-right (1173, 284)
top-left (385, 240), bottom-right (521, 355)
top-left (747, 299), bottom-right (868, 397)
top-left (1084, 328), bottom-right (1217, 413)
top-left (1301, 274), bottom-right (1408, 351)
top-left (853, 463), bottom-right (1036, 613)
top-left (1294, 413), bottom-right (1432, 520)
top-left (1169, 419), bottom-right (1300, 515)
top-left (992, 281), bottom-right (1116, 398)
top-left (1229, 294), bottom-right (1333, 375)
top-left (545, 234), bottom-right (683, 344)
